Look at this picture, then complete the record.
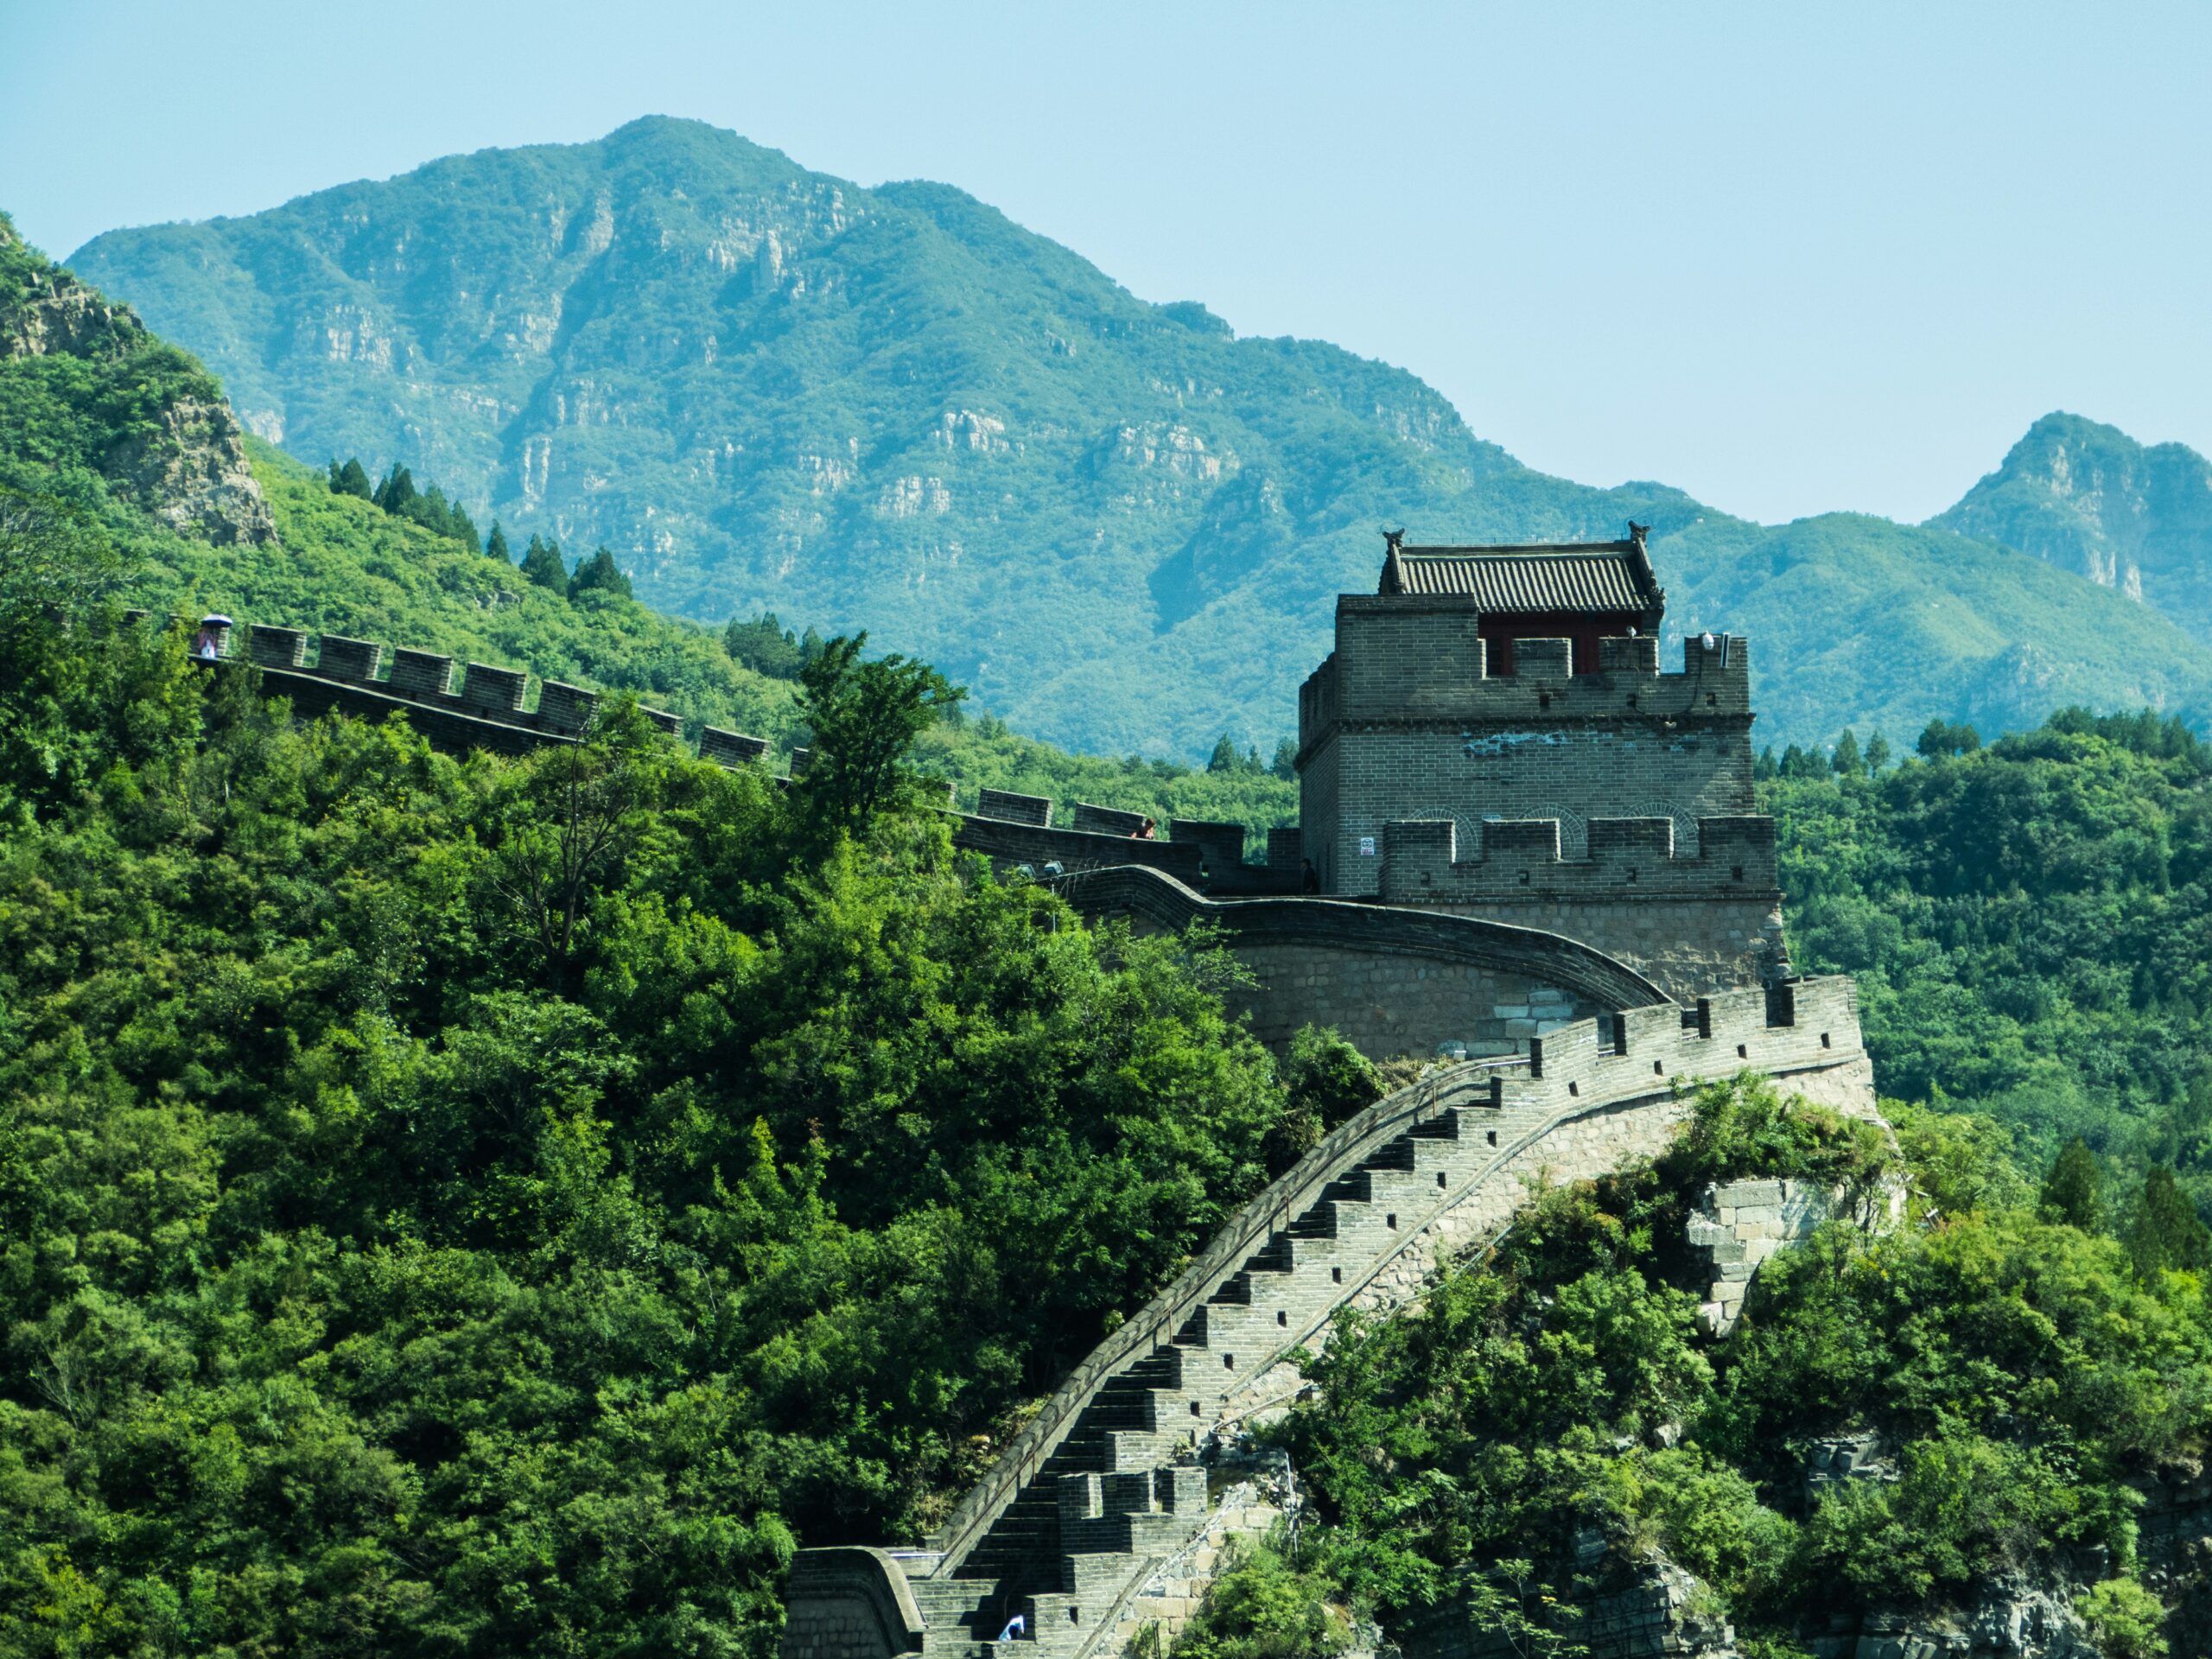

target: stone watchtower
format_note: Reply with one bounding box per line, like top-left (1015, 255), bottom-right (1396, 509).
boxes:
top-left (1294, 528), bottom-right (1785, 998)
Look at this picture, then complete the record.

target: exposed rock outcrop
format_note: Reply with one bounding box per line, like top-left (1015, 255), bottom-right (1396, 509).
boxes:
top-left (0, 219), bottom-right (275, 547)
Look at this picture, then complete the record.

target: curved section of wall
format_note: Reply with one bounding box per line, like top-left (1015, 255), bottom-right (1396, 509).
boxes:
top-left (1052, 863), bottom-right (1670, 1058)
top-left (784, 1549), bottom-right (928, 1659)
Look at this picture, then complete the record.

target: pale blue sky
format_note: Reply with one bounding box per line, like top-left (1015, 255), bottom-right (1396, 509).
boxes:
top-left (4, 1), bottom-right (2207, 525)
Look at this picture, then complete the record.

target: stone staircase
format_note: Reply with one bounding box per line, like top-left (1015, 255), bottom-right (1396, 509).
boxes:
top-left (785, 979), bottom-right (1874, 1659)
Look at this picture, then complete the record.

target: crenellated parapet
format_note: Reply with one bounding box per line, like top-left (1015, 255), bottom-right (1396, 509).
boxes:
top-left (132, 611), bottom-right (772, 769)
top-left (1378, 814), bottom-right (1778, 903)
top-left (954, 792), bottom-right (1302, 895)
top-left (1301, 626), bottom-right (1749, 754)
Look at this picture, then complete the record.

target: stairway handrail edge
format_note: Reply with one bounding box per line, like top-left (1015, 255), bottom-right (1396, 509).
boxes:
top-left (923, 1049), bottom-right (1528, 1568)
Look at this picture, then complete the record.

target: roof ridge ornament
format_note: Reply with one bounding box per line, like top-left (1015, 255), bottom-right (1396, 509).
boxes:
top-left (1381, 527), bottom-right (1407, 594)
top-left (1624, 521), bottom-right (1665, 626)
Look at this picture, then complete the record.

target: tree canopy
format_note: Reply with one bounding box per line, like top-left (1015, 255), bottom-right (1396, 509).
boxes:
top-left (0, 605), bottom-right (1291, 1656)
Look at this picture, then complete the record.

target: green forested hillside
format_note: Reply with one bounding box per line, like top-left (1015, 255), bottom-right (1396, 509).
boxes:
top-left (3, 210), bottom-right (1296, 836)
top-left (0, 605), bottom-right (1297, 1655)
top-left (1, 215), bottom-right (1316, 1652)
top-left (17, 180), bottom-right (2212, 1659)
top-left (64, 119), bottom-right (2212, 754)
top-left (1770, 710), bottom-right (2212, 1208)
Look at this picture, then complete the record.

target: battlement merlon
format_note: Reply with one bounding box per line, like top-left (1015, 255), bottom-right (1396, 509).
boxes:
top-left (1306, 605), bottom-right (1751, 738)
top-left (1377, 815), bottom-right (1780, 904)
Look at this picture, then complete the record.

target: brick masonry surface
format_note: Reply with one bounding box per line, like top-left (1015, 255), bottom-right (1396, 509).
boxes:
top-left (1229, 941), bottom-right (1592, 1058)
top-left (1688, 1171), bottom-right (1904, 1334)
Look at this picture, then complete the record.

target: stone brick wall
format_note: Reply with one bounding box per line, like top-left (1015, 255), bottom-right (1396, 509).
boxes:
top-left (1227, 941), bottom-right (1592, 1058)
top-left (161, 615), bottom-right (696, 760)
top-left (1300, 618), bottom-right (1755, 893)
top-left (782, 1548), bottom-right (927, 1659)
top-left (1295, 598), bottom-right (1770, 998)
top-left (1688, 1171), bottom-right (1904, 1334)
top-left (1052, 866), bottom-right (1671, 1062)
top-left (1309, 714), bottom-right (1756, 898)
top-left (1220, 1050), bottom-right (1880, 1421)
top-left (1405, 892), bottom-right (1789, 1003)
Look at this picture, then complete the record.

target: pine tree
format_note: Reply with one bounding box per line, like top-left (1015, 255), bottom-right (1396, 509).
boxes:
top-left (520, 535), bottom-right (568, 592)
top-left (726, 612), bottom-right (803, 678)
top-left (447, 499), bottom-right (481, 552)
top-left (373, 465), bottom-right (417, 514)
top-left (1207, 735), bottom-right (1238, 774)
top-left (484, 521), bottom-right (510, 563)
top-left (2040, 1138), bottom-right (2103, 1231)
top-left (1754, 747), bottom-right (1779, 783)
top-left (1864, 732), bottom-right (1891, 773)
top-left (1272, 737), bottom-right (1299, 780)
top-left (330, 457), bottom-right (373, 499)
top-left (1831, 730), bottom-right (1864, 776)
top-left (2129, 1166), bottom-right (2211, 1275)
top-left (567, 546), bottom-right (633, 601)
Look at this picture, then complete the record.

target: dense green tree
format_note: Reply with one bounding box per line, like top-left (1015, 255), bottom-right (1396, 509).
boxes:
top-left (1831, 729), bottom-right (1864, 776)
top-left (1265, 1078), bottom-right (2196, 1651)
top-left (727, 610), bottom-right (805, 678)
top-left (1864, 731), bottom-right (1892, 773)
top-left (2041, 1137), bottom-right (2104, 1231)
top-left (0, 615), bottom-right (1289, 1656)
top-left (1207, 734), bottom-right (1238, 773)
top-left (519, 532), bottom-right (568, 591)
top-left (1271, 736), bottom-right (1298, 780)
top-left (1779, 743), bottom-right (1825, 780)
top-left (327, 455), bottom-right (374, 499)
top-left (793, 632), bottom-right (963, 835)
top-left (372, 462), bottom-right (417, 513)
top-left (484, 519), bottom-right (510, 563)
top-left (567, 544), bottom-right (634, 601)
top-left (2128, 1166), bottom-right (2211, 1275)
top-left (1916, 717), bottom-right (1982, 758)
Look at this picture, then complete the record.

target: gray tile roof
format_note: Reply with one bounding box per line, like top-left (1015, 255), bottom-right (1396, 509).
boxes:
top-left (1380, 535), bottom-right (1664, 618)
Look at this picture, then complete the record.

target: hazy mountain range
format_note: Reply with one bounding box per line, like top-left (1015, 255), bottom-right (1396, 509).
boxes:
top-left (67, 117), bottom-right (2212, 755)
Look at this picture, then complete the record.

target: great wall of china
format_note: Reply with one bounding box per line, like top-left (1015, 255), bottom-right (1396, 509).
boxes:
top-left (149, 529), bottom-right (1879, 1659)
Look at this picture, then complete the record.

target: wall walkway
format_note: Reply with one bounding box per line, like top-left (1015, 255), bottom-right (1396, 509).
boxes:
top-left (781, 977), bottom-right (1874, 1659)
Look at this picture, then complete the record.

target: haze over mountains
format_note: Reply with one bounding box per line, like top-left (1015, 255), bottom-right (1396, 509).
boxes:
top-left (68, 117), bottom-right (2212, 756)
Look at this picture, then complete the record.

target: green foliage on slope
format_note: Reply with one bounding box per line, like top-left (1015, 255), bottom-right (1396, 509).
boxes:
top-left (63, 123), bottom-right (2212, 755)
top-left (1245, 1079), bottom-right (2202, 1652)
top-left (0, 606), bottom-right (1292, 1656)
top-left (3, 192), bottom-right (1299, 836)
top-left (1770, 709), bottom-right (2212, 1207)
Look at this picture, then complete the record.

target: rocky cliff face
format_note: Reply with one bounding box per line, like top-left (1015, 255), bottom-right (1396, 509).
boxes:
top-left (0, 218), bottom-right (273, 547)
top-left (1932, 411), bottom-right (2212, 627)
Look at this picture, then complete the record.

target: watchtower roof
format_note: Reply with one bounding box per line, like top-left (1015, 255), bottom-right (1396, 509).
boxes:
top-left (1378, 527), bottom-right (1664, 620)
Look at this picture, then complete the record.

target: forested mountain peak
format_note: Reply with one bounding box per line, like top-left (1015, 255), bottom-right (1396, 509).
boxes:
top-left (1933, 410), bottom-right (2212, 622)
